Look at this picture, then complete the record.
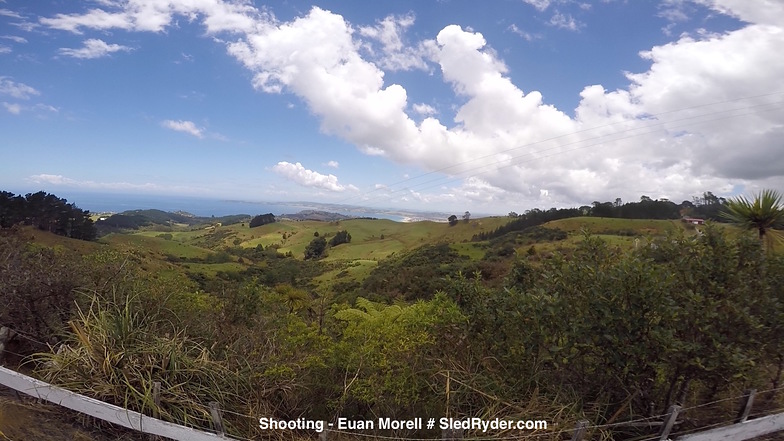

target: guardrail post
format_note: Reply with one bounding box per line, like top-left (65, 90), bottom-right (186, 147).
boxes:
top-left (658, 404), bottom-right (681, 440)
top-left (570, 420), bottom-right (589, 441)
top-left (148, 382), bottom-right (162, 441)
top-left (152, 382), bottom-right (161, 418)
top-left (736, 389), bottom-right (756, 423)
top-left (208, 401), bottom-right (225, 437)
top-left (0, 326), bottom-right (14, 363)
top-left (442, 427), bottom-right (464, 439)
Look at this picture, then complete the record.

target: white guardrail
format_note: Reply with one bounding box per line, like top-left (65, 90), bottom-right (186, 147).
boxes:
top-left (2, 364), bottom-right (784, 441)
top-left (0, 366), bottom-right (226, 441)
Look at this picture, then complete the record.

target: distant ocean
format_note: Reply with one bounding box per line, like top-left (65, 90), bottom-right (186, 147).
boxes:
top-left (57, 192), bottom-right (408, 221)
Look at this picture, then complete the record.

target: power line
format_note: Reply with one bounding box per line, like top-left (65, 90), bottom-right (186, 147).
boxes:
top-left (342, 90), bottom-right (784, 200)
top-left (345, 98), bottom-right (783, 208)
top-left (332, 90), bottom-right (784, 208)
top-left (410, 100), bottom-right (784, 193)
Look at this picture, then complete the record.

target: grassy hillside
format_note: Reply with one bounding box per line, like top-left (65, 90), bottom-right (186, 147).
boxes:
top-left (8, 213), bottom-right (784, 441)
top-left (21, 215), bottom-right (723, 289)
top-left (16, 215), bottom-right (741, 300)
top-left (130, 216), bottom-right (512, 260)
top-left (13, 226), bottom-right (102, 254)
top-left (25, 215), bottom-right (713, 295)
top-left (545, 216), bottom-right (685, 235)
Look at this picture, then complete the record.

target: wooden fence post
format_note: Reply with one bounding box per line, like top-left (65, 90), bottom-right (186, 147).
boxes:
top-left (736, 389), bottom-right (756, 424)
top-left (658, 404), bottom-right (681, 440)
top-left (319, 427), bottom-right (328, 441)
top-left (208, 401), bottom-right (225, 437)
top-left (570, 420), bottom-right (589, 441)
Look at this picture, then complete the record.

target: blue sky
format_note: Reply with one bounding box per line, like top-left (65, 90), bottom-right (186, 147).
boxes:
top-left (1, 0), bottom-right (783, 214)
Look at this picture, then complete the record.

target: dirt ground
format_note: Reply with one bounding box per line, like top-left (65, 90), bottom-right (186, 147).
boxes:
top-left (0, 392), bottom-right (143, 441)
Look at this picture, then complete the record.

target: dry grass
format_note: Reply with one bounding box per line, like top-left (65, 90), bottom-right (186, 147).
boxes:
top-left (32, 291), bottom-right (272, 438)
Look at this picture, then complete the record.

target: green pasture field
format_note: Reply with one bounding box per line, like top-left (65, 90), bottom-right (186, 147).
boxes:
top-left (100, 233), bottom-right (212, 260)
top-left (545, 217), bottom-right (685, 235)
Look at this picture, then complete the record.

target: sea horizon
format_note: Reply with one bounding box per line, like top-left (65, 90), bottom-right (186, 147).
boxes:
top-left (19, 191), bottom-right (464, 222)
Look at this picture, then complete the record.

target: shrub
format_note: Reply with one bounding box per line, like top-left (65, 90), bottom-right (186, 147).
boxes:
top-left (304, 237), bottom-right (327, 260)
top-left (329, 230), bottom-right (351, 247)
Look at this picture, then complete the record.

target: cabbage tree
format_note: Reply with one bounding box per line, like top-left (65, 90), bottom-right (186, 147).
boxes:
top-left (722, 189), bottom-right (784, 250)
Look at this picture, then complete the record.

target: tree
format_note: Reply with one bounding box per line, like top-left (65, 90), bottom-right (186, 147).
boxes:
top-left (590, 201), bottom-right (614, 218)
top-left (304, 236), bottom-right (327, 260)
top-left (0, 190), bottom-right (96, 240)
top-left (463, 211), bottom-right (471, 223)
top-left (329, 230), bottom-right (351, 247)
top-left (249, 213), bottom-right (275, 228)
top-left (703, 191), bottom-right (720, 205)
top-left (722, 189), bottom-right (784, 250)
top-left (448, 215), bottom-right (458, 226)
top-left (508, 211), bottom-right (518, 218)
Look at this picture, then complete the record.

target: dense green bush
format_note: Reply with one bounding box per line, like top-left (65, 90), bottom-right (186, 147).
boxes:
top-left (0, 229), bottom-right (88, 347)
top-left (7, 218), bottom-right (784, 440)
top-left (361, 243), bottom-right (469, 301)
top-left (249, 213), bottom-right (276, 228)
top-left (445, 225), bottom-right (784, 426)
top-left (304, 236), bottom-right (327, 260)
top-left (328, 230), bottom-right (351, 246)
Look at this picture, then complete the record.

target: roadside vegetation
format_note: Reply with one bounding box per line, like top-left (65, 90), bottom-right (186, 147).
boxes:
top-left (1, 190), bottom-right (783, 440)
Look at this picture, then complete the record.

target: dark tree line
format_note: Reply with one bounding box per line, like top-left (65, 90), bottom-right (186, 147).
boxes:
top-left (476, 192), bottom-right (729, 242)
top-left (473, 207), bottom-right (583, 241)
top-left (590, 192), bottom-right (727, 220)
top-left (249, 213), bottom-right (276, 228)
top-left (0, 191), bottom-right (96, 240)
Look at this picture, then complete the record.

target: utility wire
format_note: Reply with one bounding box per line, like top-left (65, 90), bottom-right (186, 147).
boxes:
top-left (346, 90), bottom-right (784, 193)
top-left (349, 99), bottom-right (784, 208)
top-left (331, 90), bottom-right (784, 209)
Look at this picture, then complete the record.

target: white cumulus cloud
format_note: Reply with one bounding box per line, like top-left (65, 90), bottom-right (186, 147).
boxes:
top-left (412, 103), bottom-right (436, 115)
top-left (39, 1), bottom-right (264, 34)
top-left (358, 13), bottom-right (430, 71)
top-left (521, 0), bottom-right (553, 11)
top-left (3, 102), bottom-right (21, 114)
top-left (1, 35), bottom-right (28, 43)
top-left (0, 8), bottom-right (23, 19)
top-left (272, 162), bottom-right (355, 192)
top-left (35, 0), bottom-right (784, 209)
top-left (59, 38), bottom-right (132, 59)
top-left (0, 76), bottom-right (39, 99)
top-left (27, 174), bottom-right (176, 192)
top-left (508, 24), bottom-right (538, 41)
top-left (549, 11), bottom-right (581, 31)
top-left (161, 119), bottom-right (204, 138)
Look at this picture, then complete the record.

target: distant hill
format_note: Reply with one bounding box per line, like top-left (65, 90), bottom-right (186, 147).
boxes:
top-left (280, 210), bottom-right (355, 222)
top-left (95, 209), bottom-right (250, 234)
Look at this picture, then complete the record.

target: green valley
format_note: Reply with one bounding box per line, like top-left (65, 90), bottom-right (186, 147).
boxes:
top-left (2, 192), bottom-right (784, 441)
